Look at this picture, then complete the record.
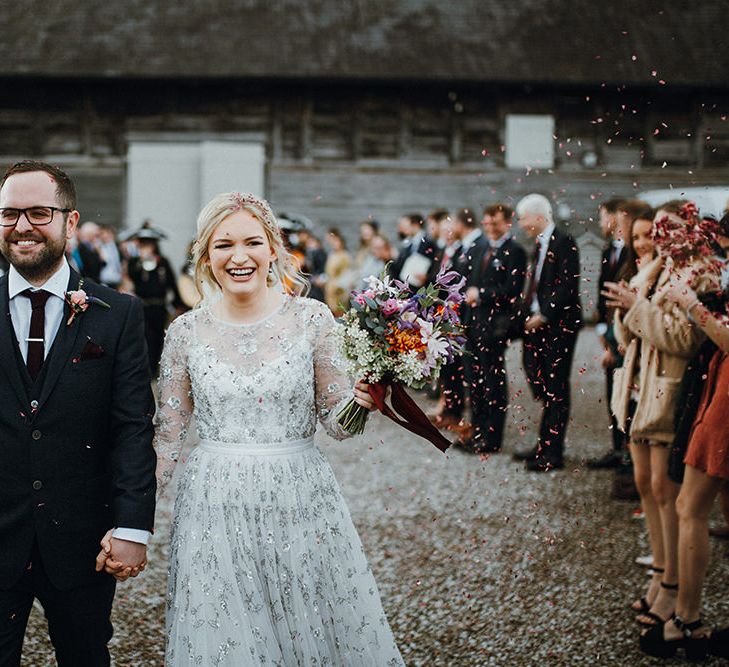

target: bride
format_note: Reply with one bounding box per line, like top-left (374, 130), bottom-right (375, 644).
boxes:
top-left (150, 193), bottom-right (403, 665)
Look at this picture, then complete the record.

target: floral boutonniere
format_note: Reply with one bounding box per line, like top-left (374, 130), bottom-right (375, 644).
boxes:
top-left (65, 280), bottom-right (111, 326)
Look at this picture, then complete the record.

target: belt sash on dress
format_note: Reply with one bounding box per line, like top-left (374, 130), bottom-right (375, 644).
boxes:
top-left (197, 436), bottom-right (314, 456)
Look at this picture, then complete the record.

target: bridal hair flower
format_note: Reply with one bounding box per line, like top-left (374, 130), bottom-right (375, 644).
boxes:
top-left (64, 280), bottom-right (111, 326)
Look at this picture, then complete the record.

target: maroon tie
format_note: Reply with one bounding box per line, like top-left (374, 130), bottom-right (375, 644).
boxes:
top-left (481, 246), bottom-right (494, 272)
top-left (526, 238), bottom-right (542, 304)
top-left (22, 289), bottom-right (51, 381)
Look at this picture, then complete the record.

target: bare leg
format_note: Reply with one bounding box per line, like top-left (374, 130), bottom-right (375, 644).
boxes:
top-left (721, 483), bottom-right (729, 526)
top-left (630, 442), bottom-right (663, 608)
top-left (663, 465), bottom-right (721, 640)
top-left (640, 445), bottom-right (680, 623)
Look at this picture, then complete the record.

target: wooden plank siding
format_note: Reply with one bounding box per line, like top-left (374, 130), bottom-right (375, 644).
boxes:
top-left (0, 81), bottom-right (727, 242)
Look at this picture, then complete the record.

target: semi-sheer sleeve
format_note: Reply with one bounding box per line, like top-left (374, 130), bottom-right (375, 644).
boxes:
top-left (311, 301), bottom-right (359, 440)
top-left (154, 312), bottom-right (194, 496)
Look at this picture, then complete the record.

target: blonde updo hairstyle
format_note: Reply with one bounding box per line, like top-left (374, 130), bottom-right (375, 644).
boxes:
top-left (192, 192), bottom-right (308, 302)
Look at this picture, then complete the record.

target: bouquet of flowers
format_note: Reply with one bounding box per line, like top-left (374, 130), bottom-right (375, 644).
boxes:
top-left (334, 267), bottom-right (467, 451)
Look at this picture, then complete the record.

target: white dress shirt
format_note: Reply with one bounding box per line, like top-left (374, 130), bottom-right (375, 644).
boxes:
top-left (9, 260), bottom-right (69, 363)
top-left (596, 238), bottom-right (626, 337)
top-left (460, 228), bottom-right (483, 253)
top-left (8, 259), bottom-right (149, 546)
top-left (530, 222), bottom-right (555, 314)
top-left (488, 231), bottom-right (511, 249)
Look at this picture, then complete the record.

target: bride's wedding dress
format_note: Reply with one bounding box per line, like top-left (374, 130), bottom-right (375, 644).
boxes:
top-left (154, 296), bottom-right (403, 666)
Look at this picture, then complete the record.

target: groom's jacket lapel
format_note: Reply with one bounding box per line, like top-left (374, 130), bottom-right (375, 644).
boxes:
top-left (0, 274), bottom-right (31, 408)
top-left (36, 270), bottom-right (82, 411)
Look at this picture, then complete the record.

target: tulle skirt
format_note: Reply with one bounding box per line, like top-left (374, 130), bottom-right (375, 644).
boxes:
top-left (165, 437), bottom-right (404, 666)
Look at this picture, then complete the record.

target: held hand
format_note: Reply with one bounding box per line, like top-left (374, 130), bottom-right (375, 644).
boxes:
top-left (601, 348), bottom-right (617, 369)
top-left (465, 286), bottom-right (480, 307)
top-left (524, 314), bottom-right (545, 332)
top-left (353, 380), bottom-right (375, 411)
top-left (602, 281), bottom-right (637, 311)
top-left (95, 529), bottom-right (115, 573)
top-left (95, 531), bottom-right (147, 582)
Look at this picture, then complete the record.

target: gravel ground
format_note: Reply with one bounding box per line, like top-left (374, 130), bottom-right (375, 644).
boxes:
top-left (22, 328), bottom-right (729, 666)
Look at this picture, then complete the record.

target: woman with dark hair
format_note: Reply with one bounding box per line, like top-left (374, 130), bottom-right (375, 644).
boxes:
top-left (605, 203), bottom-right (720, 631)
top-left (639, 264), bottom-right (729, 660)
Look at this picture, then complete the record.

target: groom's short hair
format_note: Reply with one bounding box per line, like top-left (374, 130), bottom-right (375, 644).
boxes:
top-left (0, 160), bottom-right (77, 211)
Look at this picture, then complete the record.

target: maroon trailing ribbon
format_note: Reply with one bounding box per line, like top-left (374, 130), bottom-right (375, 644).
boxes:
top-left (368, 381), bottom-right (451, 453)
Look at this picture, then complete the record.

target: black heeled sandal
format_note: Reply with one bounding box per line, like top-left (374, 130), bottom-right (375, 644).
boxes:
top-left (636, 580), bottom-right (678, 626)
top-left (630, 566), bottom-right (664, 614)
top-left (640, 615), bottom-right (709, 661)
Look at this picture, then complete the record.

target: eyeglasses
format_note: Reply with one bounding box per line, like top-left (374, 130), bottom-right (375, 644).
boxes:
top-left (0, 206), bottom-right (71, 227)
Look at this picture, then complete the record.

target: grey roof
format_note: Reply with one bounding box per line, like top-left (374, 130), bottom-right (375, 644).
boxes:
top-left (4, 0), bottom-right (729, 87)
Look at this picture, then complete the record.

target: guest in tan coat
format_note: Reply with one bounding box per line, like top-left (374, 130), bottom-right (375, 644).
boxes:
top-left (605, 202), bottom-right (720, 629)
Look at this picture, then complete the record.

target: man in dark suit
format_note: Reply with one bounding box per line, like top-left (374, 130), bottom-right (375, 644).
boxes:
top-left (588, 198), bottom-right (653, 472)
top-left (587, 198), bottom-right (626, 469)
top-left (458, 204), bottom-right (526, 453)
top-left (433, 208), bottom-right (487, 429)
top-left (513, 194), bottom-right (582, 472)
top-left (0, 160), bottom-right (156, 666)
top-left (388, 213), bottom-right (437, 291)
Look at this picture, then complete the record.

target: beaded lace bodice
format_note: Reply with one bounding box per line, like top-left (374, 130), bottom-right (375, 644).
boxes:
top-left (154, 296), bottom-right (353, 493)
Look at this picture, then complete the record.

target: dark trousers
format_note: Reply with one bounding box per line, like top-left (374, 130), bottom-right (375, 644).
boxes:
top-left (523, 328), bottom-right (578, 462)
top-left (0, 542), bottom-right (115, 667)
top-left (470, 341), bottom-right (508, 450)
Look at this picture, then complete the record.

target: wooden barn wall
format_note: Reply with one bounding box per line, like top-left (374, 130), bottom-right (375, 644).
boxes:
top-left (0, 79), bottom-right (727, 314)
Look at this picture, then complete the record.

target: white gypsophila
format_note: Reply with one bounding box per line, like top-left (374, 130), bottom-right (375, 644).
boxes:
top-left (391, 349), bottom-right (428, 386)
top-left (334, 322), bottom-right (387, 383)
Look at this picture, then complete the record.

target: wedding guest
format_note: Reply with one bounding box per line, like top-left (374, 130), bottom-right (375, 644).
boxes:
top-left (324, 227), bottom-right (353, 316)
top-left (513, 194), bottom-right (582, 472)
top-left (589, 199), bottom-right (654, 470)
top-left (126, 227), bottom-right (184, 375)
top-left (76, 221), bottom-right (104, 283)
top-left (147, 192), bottom-right (404, 665)
top-left (434, 208), bottom-right (485, 431)
top-left (296, 228), bottom-right (327, 303)
top-left (98, 225), bottom-right (123, 289)
top-left (358, 234), bottom-right (392, 287)
top-left (428, 212), bottom-right (463, 415)
top-left (640, 266), bottom-right (729, 660)
top-left (458, 203), bottom-right (526, 453)
top-left (424, 209), bottom-right (448, 285)
top-left (607, 211), bottom-right (661, 599)
top-left (388, 213), bottom-right (436, 290)
top-left (354, 219), bottom-right (379, 272)
top-left (605, 202), bottom-right (719, 628)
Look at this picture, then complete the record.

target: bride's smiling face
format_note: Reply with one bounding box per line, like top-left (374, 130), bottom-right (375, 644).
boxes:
top-left (207, 210), bottom-right (276, 298)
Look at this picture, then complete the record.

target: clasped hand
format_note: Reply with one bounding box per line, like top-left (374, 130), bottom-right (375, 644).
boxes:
top-left (602, 280), bottom-right (637, 311)
top-left (95, 530), bottom-right (148, 582)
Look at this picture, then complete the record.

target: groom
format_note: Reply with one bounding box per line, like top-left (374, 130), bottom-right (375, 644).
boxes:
top-left (0, 161), bottom-right (156, 666)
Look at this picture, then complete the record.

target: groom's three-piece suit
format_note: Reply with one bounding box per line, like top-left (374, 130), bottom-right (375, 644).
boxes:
top-left (0, 265), bottom-right (156, 666)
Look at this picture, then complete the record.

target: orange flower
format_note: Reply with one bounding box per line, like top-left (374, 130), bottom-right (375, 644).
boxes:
top-left (385, 324), bottom-right (427, 354)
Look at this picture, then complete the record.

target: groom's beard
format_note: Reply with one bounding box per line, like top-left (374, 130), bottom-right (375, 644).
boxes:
top-left (0, 227), bottom-right (68, 283)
